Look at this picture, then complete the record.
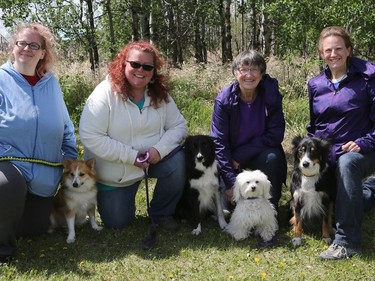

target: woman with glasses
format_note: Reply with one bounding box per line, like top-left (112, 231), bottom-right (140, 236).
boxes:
top-left (79, 41), bottom-right (186, 232)
top-left (210, 50), bottom-right (287, 232)
top-left (0, 23), bottom-right (77, 264)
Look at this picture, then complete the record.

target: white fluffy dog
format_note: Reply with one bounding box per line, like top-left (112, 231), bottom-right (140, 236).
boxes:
top-left (225, 170), bottom-right (278, 244)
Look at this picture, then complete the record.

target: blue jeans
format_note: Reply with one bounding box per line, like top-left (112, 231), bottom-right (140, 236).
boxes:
top-left (334, 150), bottom-right (375, 250)
top-left (241, 147), bottom-right (287, 208)
top-left (97, 149), bottom-right (185, 229)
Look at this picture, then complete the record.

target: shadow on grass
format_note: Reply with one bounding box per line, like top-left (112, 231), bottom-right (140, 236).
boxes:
top-left (9, 190), bottom-right (375, 279)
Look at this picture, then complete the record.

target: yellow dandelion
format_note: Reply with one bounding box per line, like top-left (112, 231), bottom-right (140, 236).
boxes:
top-left (279, 261), bottom-right (285, 267)
top-left (323, 244), bottom-right (329, 250)
top-left (169, 273), bottom-right (174, 278)
top-left (261, 272), bottom-right (267, 278)
top-left (254, 257), bottom-right (260, 263)
top-left (301, 271), bottom-right (305, 277)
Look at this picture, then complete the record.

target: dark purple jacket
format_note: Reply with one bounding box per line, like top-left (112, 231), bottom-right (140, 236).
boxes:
top-left (307, 56), bottom-right (375, 167)
top-left (210, 74), bottom-right (285, 189)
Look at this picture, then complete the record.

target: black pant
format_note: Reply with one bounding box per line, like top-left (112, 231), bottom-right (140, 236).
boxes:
top-left (0, 162), bottom-right (53, 257)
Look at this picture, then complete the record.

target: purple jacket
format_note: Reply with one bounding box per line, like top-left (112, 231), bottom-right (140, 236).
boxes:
top-left (210, 74), bottom-right (285, 189)
top-left (307, 56), bottom-right (375, 167)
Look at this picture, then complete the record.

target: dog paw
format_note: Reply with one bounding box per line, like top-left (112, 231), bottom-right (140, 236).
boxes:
top-left (191, 224), bottom-right (202, 235)
top-left (191, 229), bottom-right (201, 235)
top-left (233, 235), bottom-right (247, 241)
top-left (92, 225), bottom-right (103, 231)
top-left (219, 222), bottom-right (228, 230)
top-left (66, 236), bottom-right (76, 243)
top-left (292, 237), bottom-right (302, 248)
top-left (323, 237), bottom-right (332, 245)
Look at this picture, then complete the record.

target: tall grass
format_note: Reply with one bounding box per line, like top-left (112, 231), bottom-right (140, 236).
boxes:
top-left (1, 57), bottom-right (374, 281)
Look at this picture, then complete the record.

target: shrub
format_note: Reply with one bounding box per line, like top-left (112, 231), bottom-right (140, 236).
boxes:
top-left (54, 61), bottom-right (107, 127)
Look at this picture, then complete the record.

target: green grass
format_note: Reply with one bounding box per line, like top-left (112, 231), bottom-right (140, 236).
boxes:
top-left (1, 60), bottom-right (375, 281)
top-left (2, 206), bottom-right (375, 280)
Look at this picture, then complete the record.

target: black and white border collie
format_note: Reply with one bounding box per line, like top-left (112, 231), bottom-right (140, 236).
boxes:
top-left (175, 135), bottom-right (227, 235)
top-left (289, 135), bottom-right (336, 247)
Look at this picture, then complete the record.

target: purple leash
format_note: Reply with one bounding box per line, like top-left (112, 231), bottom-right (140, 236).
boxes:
top-left (137, 152), bottom-right (157, 250)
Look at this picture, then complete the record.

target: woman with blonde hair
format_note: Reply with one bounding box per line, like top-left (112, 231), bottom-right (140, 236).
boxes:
top-left (0, 23), bottom-right (77, 264)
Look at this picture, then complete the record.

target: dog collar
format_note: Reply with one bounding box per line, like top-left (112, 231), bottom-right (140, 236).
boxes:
top-left (246, 196), bottom-right (258, 200)
top-left (302, 173), bottom-right (317, 177)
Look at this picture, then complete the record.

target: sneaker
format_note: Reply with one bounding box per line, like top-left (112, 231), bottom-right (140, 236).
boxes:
top-left (258, 235), bottom-right (276, 247)
top-left (154, 216), bottom-right (180, 232)
top-left (319, 244), bottom-right (360, 260)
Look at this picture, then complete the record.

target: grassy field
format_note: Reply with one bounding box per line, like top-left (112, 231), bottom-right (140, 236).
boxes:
top-left (1, 59), bottom-right (375, 281)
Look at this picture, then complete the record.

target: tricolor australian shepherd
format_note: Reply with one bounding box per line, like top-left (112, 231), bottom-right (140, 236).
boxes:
top-left (289, 136), bottom-right (336, 247)
top-left (175, 135), bottom-right (227, 235)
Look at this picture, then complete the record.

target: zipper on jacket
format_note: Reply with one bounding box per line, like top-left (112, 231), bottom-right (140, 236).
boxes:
top-left (31, 86), bottom-right (38, 161)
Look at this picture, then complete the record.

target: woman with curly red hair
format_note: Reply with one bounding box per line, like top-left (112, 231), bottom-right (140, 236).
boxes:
top-left (79, 41), bottom-right (186, 232)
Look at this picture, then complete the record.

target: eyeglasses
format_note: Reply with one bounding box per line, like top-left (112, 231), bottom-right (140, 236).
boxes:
top-left (237, 67), bottom-right (261, 75)
top-left (126, 60), bottom-right (154, 71)
top-left (15, 41), bottom-right (42, 50)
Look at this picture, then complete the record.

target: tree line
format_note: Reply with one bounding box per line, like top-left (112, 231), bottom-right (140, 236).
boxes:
top-left (1, 0), bottom-right (374, 71)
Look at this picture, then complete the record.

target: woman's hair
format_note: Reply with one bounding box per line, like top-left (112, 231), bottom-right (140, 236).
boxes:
top-left (9, 23), bottom-right (56, 76)
top-left (317, 26), bottom-right (353, 55)
top-left (231, 50), bottom-right (267, 76)
top-left (108, 41), bottom-right (169, 107)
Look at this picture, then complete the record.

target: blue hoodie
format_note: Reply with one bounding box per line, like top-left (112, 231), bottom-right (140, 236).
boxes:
top-left (0, 61), bottom-right (77, 196)
top-left (210, 74), bottom-right (286, 189)
top-left (307, 56), bottom-right (375, 167)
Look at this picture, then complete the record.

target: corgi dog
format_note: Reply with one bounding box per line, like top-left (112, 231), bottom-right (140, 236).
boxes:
top-left (48, 158), bottom-right (103, 243)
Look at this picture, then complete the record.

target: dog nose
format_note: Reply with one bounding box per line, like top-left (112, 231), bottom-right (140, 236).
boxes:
top-left (196, 153), bottom-right (203, 162)
top-left (251, 186), bottom-right (256, 191)
top-left (73, 182), bottom-right (79, 188)
top-left (302, 161), bottom-right (310, 168)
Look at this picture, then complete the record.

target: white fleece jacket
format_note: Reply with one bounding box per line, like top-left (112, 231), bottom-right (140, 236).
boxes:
top-left (79, 76), bottom-right (186, 187)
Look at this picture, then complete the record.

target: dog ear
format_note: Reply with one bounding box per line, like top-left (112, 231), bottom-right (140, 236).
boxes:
top-left (291, 135), bottom-right (303, 150)
top-left (263, 179), bottom-right (272, 200)
top-left (86, 158), bottom-right (96, 171)
top-left (62, 159), bottom-right (72, 170)
top-left (182, 136), bottom-right (190, 148)
top-left (232, 180), bottom-right (241, 202)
